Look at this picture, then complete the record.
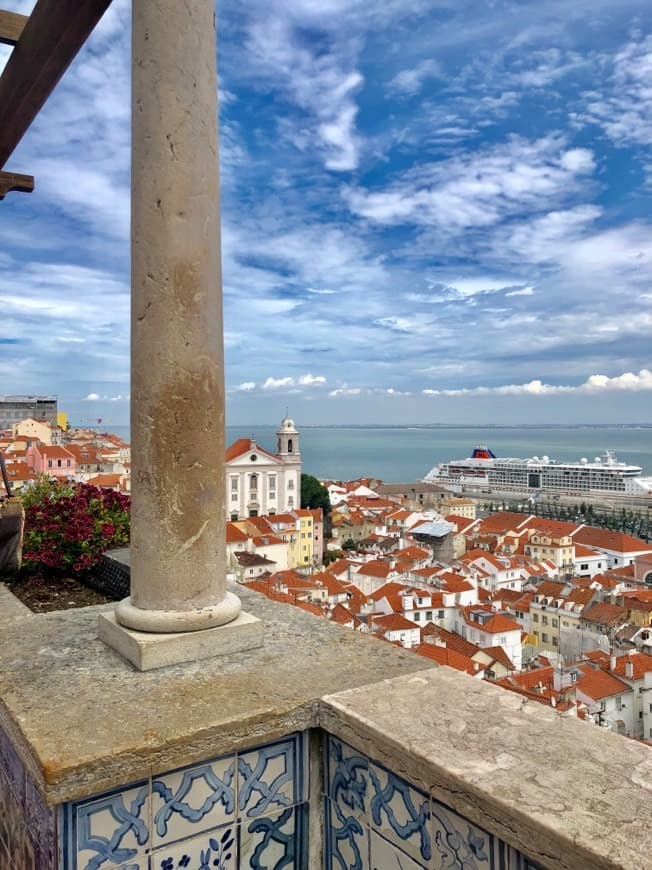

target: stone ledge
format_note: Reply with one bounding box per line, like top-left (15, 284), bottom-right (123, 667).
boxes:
top-left (0, 583), bottom-right (430, 804)
top-left (321, 667), bottom-right (652, 870)
top-left (0, 582), bottom-right (32, 618)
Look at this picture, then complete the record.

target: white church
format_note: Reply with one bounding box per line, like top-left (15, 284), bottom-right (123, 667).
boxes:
top-left (225, 416), bottom-right (302, 520)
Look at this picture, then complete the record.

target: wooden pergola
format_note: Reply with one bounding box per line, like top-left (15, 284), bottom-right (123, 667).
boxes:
top-left (0, 0), bottom-right (112, 199)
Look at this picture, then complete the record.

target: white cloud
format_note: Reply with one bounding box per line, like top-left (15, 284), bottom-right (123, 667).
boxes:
top-left (505, 286), bottom-right (535, 297)
top-left (233, 382), bottom-right (256, 392)
top-left (422, 369), bottom-right (652, 397)
top-left (387, 59), bottom-right (442, 97)
top-left (85, 393), bottom-right (100, 401)
top-left (261, 374), bottom-right (327, 391)
top-left (244, 17), bottom-right (363, 171)
top-left (576, 35), bottom-right (652, 147)
top-left (329, 386), bottom-right (362, 397)
top-left (345, 136), bottom-right (597, 231)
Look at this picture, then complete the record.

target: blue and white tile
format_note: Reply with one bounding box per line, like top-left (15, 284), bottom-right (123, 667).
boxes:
top-left (151, 756), bottom-right (236, 849)
top-left (368, 763), bottom-right (431, 867)
top-left (493, 839), bottom-right (543, 870)
top-left (149, 823), bottom-right (237, 870)
top-left (238, 735), bottom-right (303, 820)
top-left (326, 737), bottom-right (369, 824)
top-left (66, 780), bottom-right (150, 870)
top-left (430, 800), bottom-right (492, 870)
top-left (240, 803), bottom-right (307, 870)
top-left (369, 829), bottom-right (426, 870)
top-left (325, 796), bottom-right (369, 870)
top-left (24, 773), bottom-right (58, 868)
top-left (0, 724), bottom-right (25, 802)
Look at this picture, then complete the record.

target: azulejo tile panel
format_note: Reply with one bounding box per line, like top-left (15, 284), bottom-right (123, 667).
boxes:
top-left (324, 734), bottom-right (543, 870)
top-left (59, 731), bottom-right (308, 870)
top-left (238, 733), bottom-right (306, 820)
top-left (240, 802), bottom-right (308, 869)
top-left (0, 722), bottom-right (58, 869)
top-left (151, 756), bottom-right (236, 848)
top-left (150, 822), bottom-right (237, 870)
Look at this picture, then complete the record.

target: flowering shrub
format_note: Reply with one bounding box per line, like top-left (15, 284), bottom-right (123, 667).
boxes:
top-left (21, 477), bottom-right (130, 577)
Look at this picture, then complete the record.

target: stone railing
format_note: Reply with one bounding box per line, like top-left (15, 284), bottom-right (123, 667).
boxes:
top-left (1, 584), bottom-right (651, 868)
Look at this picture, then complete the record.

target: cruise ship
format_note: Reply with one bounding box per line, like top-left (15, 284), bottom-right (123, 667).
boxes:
top-left (423, 446), bottom-right (652, 500)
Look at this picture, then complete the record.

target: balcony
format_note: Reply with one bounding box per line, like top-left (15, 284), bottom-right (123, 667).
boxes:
top-left (1, 582), bottom-right (650, 869)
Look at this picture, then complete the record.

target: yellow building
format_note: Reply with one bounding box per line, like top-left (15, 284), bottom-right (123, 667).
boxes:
top-left (525, 530), bottom-right (574, 571)
top-left (12, 417), bottom-right (60, 445)
top-left (57, 411), bottom-right (68, 431)
top-left (440, 497), bottom-right (476, 520)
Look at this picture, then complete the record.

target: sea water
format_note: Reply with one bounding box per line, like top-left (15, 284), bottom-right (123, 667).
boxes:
top-left (105, 424), bottom-right (652, 483)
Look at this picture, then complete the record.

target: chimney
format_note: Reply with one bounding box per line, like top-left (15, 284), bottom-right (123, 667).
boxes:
top-left (625, 659), bottom-right (634, 679)
top-left (610, 653), bottom-right (617, 671)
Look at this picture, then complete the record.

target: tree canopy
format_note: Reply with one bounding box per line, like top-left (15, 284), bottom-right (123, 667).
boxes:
top-left (300, 473), bottom-right (331, 517)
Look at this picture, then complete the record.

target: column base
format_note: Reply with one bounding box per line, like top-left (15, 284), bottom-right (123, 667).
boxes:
top-left (98, 610), bottom-right (263, 671)
top-left (114, 591), bottom-right (242, 633)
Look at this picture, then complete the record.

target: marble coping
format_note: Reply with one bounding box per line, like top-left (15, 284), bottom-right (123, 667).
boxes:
top-left (322, 668), bottom-right (652, 870)
top-left (0, 583), bottom-right (430, 805)
top-left (1, 583), bottom-right (652, 868)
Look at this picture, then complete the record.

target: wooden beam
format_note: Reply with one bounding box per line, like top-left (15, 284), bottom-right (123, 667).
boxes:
top-left (0, 0), bottom-right (113, 169)
top-left (0, 170), bottom-right (34, 199)
top-left (0, 9), bottom-right (28, 46)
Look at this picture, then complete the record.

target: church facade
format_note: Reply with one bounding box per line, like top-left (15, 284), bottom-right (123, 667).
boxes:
top-left (225, 416), bottom-right (302, 520)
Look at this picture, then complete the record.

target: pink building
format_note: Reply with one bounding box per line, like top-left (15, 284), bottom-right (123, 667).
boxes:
top-left (26, 444), bottom-right (77, 479)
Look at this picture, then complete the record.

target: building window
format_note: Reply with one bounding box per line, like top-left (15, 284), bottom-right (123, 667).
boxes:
top-left (288, 496), bottom-right (294, 508)
top-left (533, 613), bottom-right (539, 622)
top-left (542, 615), bottom-right (548, 626)
top-left (231, 478), bottom-right (238, 492)
top-left (230, 513), bottom-right (238, 521)
top-left (48, 460), bottom-right (53, 468)
top-left (542, 633), bottom-right (548, 643)
top-left (580, 563), bottom-right (588, 571)
top-left (552, 618), bottom-right (558, 628)
top-left (414, 612), bottom-right (420, 621)
top-left (66, 459), bottom-right (71, 467)
top-left (438, 610), bottom-right (445, 619)
top-left (426, 611), bottom-right (432, 620)
top-left (250, 473), bottom-right (258, 491)
top-left (552, 636), bottom-right (558, 646)
top-left (287, 438), bottom-right (293, 453)
top-left (288, 479), bottom-right (294, 490)
top-left (269, 475), bottom-right (276, 495)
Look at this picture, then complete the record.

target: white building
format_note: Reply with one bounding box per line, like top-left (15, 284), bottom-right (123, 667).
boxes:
top-left (225, 416), bottom-right (301, 520)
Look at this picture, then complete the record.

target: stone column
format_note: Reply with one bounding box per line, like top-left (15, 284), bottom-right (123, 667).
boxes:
top-left (99, 0), bottom-right (262, 667)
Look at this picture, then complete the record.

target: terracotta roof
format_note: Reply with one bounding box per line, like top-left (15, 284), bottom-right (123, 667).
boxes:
top-left (581, 601), bottom-right (628, 626)
top-left (421, 625), bottom-right (480, 658)
top-left (461, 606), bottom-right (522, 634)
top-left (610, 651), bottom-right (652, 681)
top-left (329, 604), bottom-right (356, 626)
top-left (372, 613), bottom-right (420, 633)
top-left (234, 551), bottom-right (276, 567)
top-left (575, 667), bottom-right (630, 701)
top-left (571, 526), bottom-right (652, 555)
top-left (225, 438), bottom-right (278, 463)
top-left (357, 560), bottom-right (392, 579)
top-left (416, 644), bottom-right (481, 675)
top-left (482, 645), bottom-right (515, 671)
top-left (226, 523), bottom-right (249, 544)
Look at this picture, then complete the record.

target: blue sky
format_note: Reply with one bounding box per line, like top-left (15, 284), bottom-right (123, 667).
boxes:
top-left (1, 0), bottom-right (652, 427)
